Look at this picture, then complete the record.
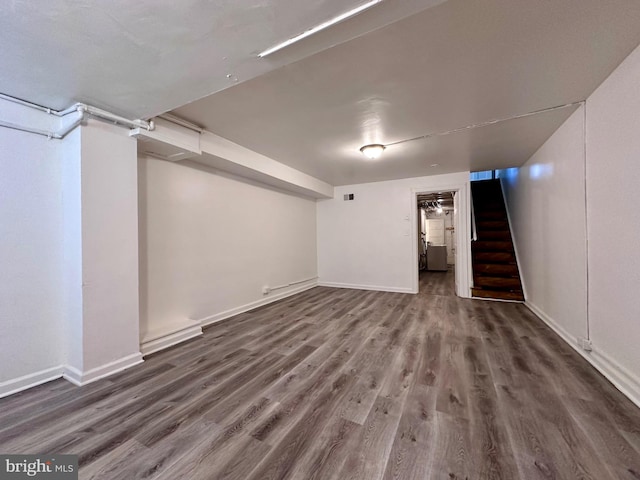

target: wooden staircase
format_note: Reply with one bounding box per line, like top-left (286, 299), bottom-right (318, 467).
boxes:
top-left (471, 180), bottom-right (524, 301)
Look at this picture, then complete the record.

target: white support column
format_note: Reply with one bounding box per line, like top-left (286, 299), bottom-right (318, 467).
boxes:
top-left (62, 119), bottom-right (143, 385)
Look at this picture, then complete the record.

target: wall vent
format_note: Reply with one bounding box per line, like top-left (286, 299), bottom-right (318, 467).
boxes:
top-left (343, 194), bottom-right (355, 201)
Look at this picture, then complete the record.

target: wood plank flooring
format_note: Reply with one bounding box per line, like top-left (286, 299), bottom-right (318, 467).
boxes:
top-left (2, 270), bottom-right (640, 479)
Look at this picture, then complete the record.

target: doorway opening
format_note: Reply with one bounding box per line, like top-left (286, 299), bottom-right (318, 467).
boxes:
top-left (411, 181), bottom-right (472, 297)
top-left (417, 191), bottom-right (456, 295)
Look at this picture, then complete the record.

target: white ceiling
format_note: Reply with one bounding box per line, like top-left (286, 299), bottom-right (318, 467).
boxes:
top-left (2, 1), bottom-right (640, 186)
top-left (0, 0), bottom-right (445, 118)
top-left (174, 0), bottom-right (640, 185)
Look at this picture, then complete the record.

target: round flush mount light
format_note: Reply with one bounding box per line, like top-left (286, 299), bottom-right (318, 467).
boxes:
top-left (359, 144), bottom-right (385, 159)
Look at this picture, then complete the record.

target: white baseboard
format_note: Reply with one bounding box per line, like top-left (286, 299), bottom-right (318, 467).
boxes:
top-left (197, 281), bottom-right (318, 328)
top-left (0, 365), bottom-right (64, 399)
top-left (140, 322), bottom-right (203, 356)
top-left (525, 301), bottom-right (580, 350)
top-left (588, 347), bottom-right (640, 410)
top-left (0, 283), bottom-right (319, 398)
top-left (318, 281), bottom-right (414, 294)
top-left (138, 282), bottom-right (317, 357)
top-left (1, 354), bottom-right (144, 397)
top-left (525, 301), bottom-right (640, 409)
top-left (63, 352), bottom-right (144, 386)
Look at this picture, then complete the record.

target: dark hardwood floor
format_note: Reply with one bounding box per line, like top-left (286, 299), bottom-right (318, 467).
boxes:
top-left (2, 271), bottom-right (640, 479)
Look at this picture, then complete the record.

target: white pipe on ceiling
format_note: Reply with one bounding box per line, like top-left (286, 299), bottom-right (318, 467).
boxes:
top-left (0, 92), bottom-right (154, 139)
top-left (157, 113), bottom-right (203, 133)
top-left (0, 119), bottom-right (57, 138)
top-left (0, 109), bottom-right (84, 139)
top-left (0, 93), bottom-right (52, 114)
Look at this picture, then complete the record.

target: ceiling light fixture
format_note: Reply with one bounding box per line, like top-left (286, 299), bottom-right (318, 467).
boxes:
top-left (258, 0), bottom-right (383, 57)
top-left (359, 143), bottom-right (385, 159)
top-left (355, 103), bottom-right (583, 165)
top-left (419, 200), bottom-right (446, 215)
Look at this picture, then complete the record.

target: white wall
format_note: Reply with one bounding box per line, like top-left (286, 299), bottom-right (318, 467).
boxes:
top-left (586, 43), bottom-right (640, 399)
top-left (500, 107), bottom-right (588, 341)
top-left (1, 110), bottom-right (143, 394)
top-left (138, 156), bottom-right (318, 346)
top-left (0, 103), bottom-right (65, 390)
top-left (500, 42), bottom-right (640, 406)
top-left (317, 172), bottom-right (469, 293)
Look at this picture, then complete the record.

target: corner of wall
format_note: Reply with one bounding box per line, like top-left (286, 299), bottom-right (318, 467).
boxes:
top-left (525, 302), bottom-right (640, 409)
top-left (63, 353), bottom-right (143, 387)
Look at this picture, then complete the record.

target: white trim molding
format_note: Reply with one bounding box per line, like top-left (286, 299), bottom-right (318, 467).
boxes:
top-left (588, 348), bottom-right (640, 410)
top-left (499, 178), bottom-right (528, 300)
top-left (1, 281), bottom-right (319, 398)
top-left (0, 365), bottom-right (65, 399)
top-left (197, 280), bottom-right (318, 327)
top-left (411, 181), bottom-right (472, 297)
top-left (318, 281), bottom-right (414, 294)
top-left (141, 281), bottom-right (318, 358)
top-left (0, 354), bottom-right (144, 397)
top-left (526, 301), bottom-right (640, 409)
top-left (63, 353), bottom-right (144, 387)
top-left (140, 322), bottom-right (203, 356)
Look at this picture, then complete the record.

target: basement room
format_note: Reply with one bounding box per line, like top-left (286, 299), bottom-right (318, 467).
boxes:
top-left (1, 1), bottom-right (640, 478)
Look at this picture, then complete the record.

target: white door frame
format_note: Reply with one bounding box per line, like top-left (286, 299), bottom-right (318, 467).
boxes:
top-left (410, 181), bottom-right (472, 297)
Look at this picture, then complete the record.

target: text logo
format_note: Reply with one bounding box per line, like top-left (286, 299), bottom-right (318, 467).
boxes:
top-left (0, 455), bottom-right (77, 479)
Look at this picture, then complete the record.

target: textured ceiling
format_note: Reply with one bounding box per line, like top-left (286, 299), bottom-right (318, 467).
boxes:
top-left (0, 0), bottom-right (445, 118)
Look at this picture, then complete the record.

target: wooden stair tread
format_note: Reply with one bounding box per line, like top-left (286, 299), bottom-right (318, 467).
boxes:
top-left (472, 251), bottom-right (516, 263)
top-left (477, 220), bottom-right (509, 230)
top-left (473, 275), bottom-right (523, 289)
top-left (477, 230), bottom-right (511, 240)
top-left (472, 288), bottom-right (525, 301)
top-left (471, 178), bottom-right (524, 302)
top-left (472, 240), bottom-right (514, 251)
top-left (473, 263), bottom-right (520, 276)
